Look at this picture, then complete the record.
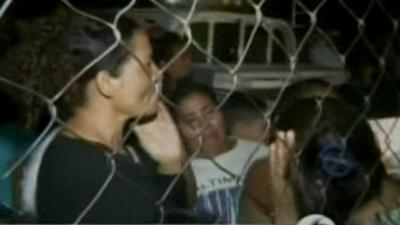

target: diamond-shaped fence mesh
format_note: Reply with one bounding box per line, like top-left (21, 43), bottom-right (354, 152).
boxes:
top-left (0, 0), bottom-right (399, 224)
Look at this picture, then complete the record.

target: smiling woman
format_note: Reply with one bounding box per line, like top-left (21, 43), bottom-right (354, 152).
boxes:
top-left (172, 82), bottom-right (268, 223)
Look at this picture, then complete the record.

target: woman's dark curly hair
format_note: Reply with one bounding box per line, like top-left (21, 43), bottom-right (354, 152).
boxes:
top-left (273, 98), bottom-right (385, 225)
top-left (0, 8), bottom-right (139, 127)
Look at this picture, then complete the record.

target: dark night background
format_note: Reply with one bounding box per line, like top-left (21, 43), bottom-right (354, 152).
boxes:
top-left (3, 0), bottom-right (399, 50)
top-left (1, 0), bottom-right (400, 117)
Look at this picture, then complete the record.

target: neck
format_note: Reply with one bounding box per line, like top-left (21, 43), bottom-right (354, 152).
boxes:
top-left (202, 138), bottom-right (236, 158)
top-left (65, 105), bottom-right (127, 151)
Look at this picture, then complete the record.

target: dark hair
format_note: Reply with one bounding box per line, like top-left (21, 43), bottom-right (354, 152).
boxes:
top-left (172, 82), bottom-right (218, 107)
top-left (151, 31), bottom-right (186, 66)
top-left (273, 98), bottom-right (385, 225)
top-left (170, 81), bottom-right (218, 121)
top-left (151, 31), bottom-right (188, 97)
top-left (222, 92), bottom-right (266, 133)
top-left (345, 44), bottom-right (381, 82)
top-left (272, 78), bottom-right (335, 123)
top-left (0, 19), bottom-right (20, 58)
top-left (0, 9), bottom-right (139, 123)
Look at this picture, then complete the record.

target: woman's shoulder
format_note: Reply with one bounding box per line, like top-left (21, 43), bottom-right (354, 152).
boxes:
top-left (374, 205), bottom-right (400, 225)
top-left (40, 134), bottom-right (111, 176)
top-left (47, 134), bottom-right (109, 158)
top-left (352, 204), bottom-right (400, 225)
top-left (351, 179), bottom-right (400, 225)
top-left (369, 180), bottom-right (400, 225)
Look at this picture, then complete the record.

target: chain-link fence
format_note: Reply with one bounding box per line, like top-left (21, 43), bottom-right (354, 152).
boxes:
top-left (0, 0), bottom-right (399, 224)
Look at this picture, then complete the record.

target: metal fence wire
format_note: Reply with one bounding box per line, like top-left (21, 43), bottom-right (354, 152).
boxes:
top-left (0, 0), bottom-right (400, 224)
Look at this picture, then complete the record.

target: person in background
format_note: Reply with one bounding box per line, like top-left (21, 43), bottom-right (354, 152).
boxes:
top-left (306, 31), bottom-right (342, 68)
top-left (271, 78), bottom-right (336, 123)
top-left (151, 31), bottom-right (193, 98)
top-left (240, 98), bottom-right (400, 225)
top-left (223, 92), bottom-right (268, 142)
top-left (0, 8), bottom-right (186, 223)
top-left (172, 82), bottom-right (268, 223)
top-left (239, 78), bottom-right (336, 224)
top-left (272, 78), bottom-right (400, 183)
top-left (339, 47), bottom-right (399, 118)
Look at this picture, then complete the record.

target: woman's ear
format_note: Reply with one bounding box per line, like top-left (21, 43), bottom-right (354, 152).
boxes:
top-left (95, 70), bottom-right (120, 98)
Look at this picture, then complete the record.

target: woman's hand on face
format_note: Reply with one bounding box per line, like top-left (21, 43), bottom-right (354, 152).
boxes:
top-left (269, 130), bottom-right (298, 225)
top-left (269, 130), bottom-right (295, 189)
top-left (133, 102), bottom-right (185, 174)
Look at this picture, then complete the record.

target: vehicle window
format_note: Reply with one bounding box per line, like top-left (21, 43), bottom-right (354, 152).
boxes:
top-left (190, 22), bottom-right (208, 63)
top-left (272, 29), bottom-right (291, 64)
top-left (243, 25), bottom-right (268, 63)
top-left (189, 16), bottom-right (295, 66)
top-left (213, 23), bottom-right (239, 63)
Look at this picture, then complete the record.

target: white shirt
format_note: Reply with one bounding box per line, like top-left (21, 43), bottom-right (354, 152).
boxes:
top-left (369, 117), bottom-right (400, 180)
top-left (191, 138), bottom-right (268, 223)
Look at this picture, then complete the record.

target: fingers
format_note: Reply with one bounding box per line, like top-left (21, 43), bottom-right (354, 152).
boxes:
top-left (276, 132), bottom-right (286, 163)
top-left (276, 132), bottom-right (288, 178)
top-left (269, 130), bottom-right (296, 178)
top-left (269, 142), bottom-right (277, 174)
top-left (276, 130), bottom-right (295, 158)
top-left (134, 102), bottom-right (170, 130)
top-left (132, 102), bottom-right (184, 166)
top-left (286, 130), bottom-right (295, 151)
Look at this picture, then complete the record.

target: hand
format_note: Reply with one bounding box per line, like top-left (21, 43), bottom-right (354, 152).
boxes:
top-left (269, 130), bottom-right (298, 224)
top-left (269, 130), bottom-right (295, 191)
top-left (133, 102), bottom-right (185, 174)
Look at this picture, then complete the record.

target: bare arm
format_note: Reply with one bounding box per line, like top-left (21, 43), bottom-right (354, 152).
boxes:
top-left (270, 131), bottom-right (298, 225)
top-left (239, 159), bottom-right (273, 223)
top-left (240, 131), bottom-right (299, 225)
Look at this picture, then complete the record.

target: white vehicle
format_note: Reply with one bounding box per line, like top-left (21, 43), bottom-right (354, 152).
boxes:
top-left (127, 8), bottom-right (347, 92)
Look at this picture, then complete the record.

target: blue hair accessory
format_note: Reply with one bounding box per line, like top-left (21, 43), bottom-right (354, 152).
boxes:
top-left (317, 138), bottom-right (358, 179)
